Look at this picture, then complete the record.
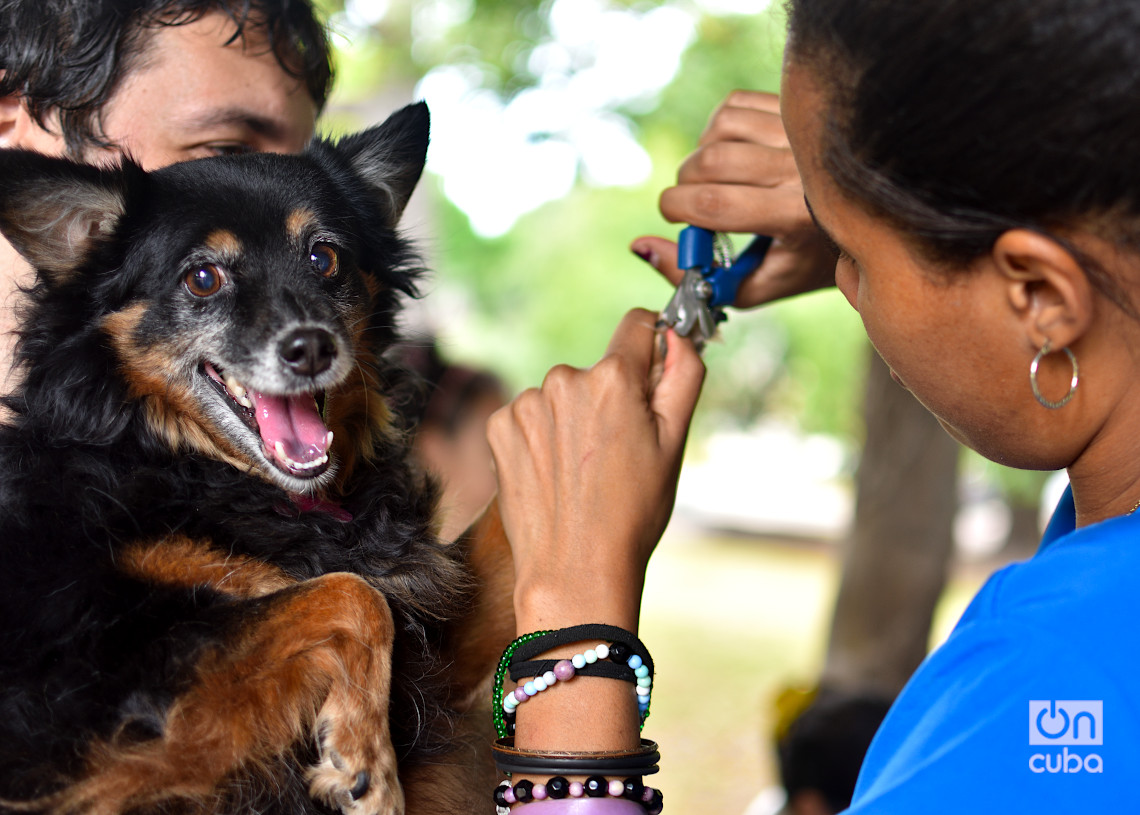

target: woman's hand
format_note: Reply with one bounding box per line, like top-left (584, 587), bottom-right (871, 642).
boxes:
top-left (487, 309), bottom-right (705, 634)
top-left (632, 90), bottom-right (837, 307)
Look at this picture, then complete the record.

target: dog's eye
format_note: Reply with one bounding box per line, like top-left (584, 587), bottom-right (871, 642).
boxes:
top-left (310, 243), bottom-right (339, 277)
top-left (185, 264), bottom-right (226, 297)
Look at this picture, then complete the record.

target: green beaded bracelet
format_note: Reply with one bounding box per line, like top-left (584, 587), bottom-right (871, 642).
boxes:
top-left (492, 630), bottom-right (552, 739)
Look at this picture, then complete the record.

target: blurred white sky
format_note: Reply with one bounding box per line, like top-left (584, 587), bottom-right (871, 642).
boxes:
top-left (336, 0), bottom-right (773, 236)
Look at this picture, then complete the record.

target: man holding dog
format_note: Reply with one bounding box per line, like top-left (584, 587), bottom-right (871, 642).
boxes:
top-left (0, 0), bottom-right (329, 392)
top-left (0, 4), bottom-right (815, 810)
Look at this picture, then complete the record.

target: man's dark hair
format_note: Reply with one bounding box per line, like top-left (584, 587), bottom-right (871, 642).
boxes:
top-left (0, 0), bottom-right (333, 156)
top-left (777, 692), bottom-right (892, 813)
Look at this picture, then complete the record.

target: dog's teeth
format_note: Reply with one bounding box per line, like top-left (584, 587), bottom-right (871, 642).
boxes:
top-left (237, 395), bottom-right (252, 409)
top-left (272, 440), bottom-right (330, 473)
top-left (224, 374), bottom-right (246, 400)
top-left (294, 454), bottom-right (329, 471)
top-left (325, 431), bottom-right (334, 448)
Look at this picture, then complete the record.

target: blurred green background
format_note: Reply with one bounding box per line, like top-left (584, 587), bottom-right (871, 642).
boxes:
top-left (316, 0), bottom-right (868, 449)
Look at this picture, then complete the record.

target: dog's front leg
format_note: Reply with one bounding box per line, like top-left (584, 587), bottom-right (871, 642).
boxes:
top-left (53, 572), bottom-right (402, 815)
top-left (304, 575), bottom-right (403, 815)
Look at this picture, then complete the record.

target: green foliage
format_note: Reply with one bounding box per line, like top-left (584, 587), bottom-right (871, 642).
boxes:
top-left (762, 292), bottom-right (867, 438)
top-left (318, 0), bottom-right (868, 444)
top-left (648, 5), bottom-right (788, 141)
top-left (420, 129), bottom-right (686, 386)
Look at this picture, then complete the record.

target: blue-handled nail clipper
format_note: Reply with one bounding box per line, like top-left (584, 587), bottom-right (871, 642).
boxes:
top-left (658, 226), bottom-right (772, 349)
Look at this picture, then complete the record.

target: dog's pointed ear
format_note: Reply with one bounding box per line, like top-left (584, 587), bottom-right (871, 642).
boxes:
top-left (0, 149), bottom-right (134, 285)
top-left (333, 101), bottom-right (430, 222)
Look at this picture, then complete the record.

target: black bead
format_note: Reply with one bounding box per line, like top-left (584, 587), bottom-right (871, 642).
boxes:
top-left (607, 642), bottom-right (631, 663)
top-left (647, 787), bottom-right (664, 815)
top-left (493, 786), bottom-right (510, 807)
top-left (546, 776), bottom-right (570, 799)
top-left (514, 779), bottom-right (535, 803)
top-left (584, 776), bottom-right (608, 797)
top-left (622, 776), bottom-right (645, 800)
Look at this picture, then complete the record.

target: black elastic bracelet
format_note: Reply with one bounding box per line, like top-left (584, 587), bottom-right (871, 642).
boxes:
top-left (511, 623), bottom-right (654, 677)
top-left (491, 737), bottom-right (660, 777)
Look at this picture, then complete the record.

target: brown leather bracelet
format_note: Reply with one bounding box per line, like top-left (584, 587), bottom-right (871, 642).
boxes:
top-left (491, 737), bottom-right (660, 776)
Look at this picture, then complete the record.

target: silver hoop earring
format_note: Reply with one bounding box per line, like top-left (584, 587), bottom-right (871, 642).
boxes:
top-left (1029, 341), bottom-right (1079, 409)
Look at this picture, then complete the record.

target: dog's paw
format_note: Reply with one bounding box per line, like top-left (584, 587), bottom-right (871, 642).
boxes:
top-left (308, 720), bottom-right (404, 815)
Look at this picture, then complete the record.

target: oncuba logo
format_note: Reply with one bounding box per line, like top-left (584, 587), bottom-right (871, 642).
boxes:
top-left (1029, 700), bottom-right (1103, 774)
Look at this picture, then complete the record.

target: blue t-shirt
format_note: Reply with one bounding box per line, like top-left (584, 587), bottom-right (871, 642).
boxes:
top-left (845, 487), bottom-right (1140, 813)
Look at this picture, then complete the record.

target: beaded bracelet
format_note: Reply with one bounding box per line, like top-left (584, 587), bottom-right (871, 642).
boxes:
top-left (502, 642), bottom-right (652, 724)
top-left (502, 799), bottom-right (647, 814)
top-left (495, 625), bottom-right (655, 738)
top-left (494, 777), bottom-right (664, 815)
top-left (509, 652), bottom-right (635, 683)
top-left (493, 630), bottom-right (552, 739)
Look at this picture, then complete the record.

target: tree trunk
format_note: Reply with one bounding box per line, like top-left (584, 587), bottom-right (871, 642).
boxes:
top-left (821, 350), bottom-right (960, 699)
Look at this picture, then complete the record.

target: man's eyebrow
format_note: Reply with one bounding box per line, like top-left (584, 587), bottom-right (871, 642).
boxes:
top-left (178, 108), bottom-right (289, 139)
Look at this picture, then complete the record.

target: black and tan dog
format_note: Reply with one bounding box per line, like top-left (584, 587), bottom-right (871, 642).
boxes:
top-left (0, 103), bottom-right (514, 815)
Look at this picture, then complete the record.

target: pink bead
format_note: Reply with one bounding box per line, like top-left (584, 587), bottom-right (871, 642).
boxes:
top-left (513, 687), bottom-right (529, 703)
top-left (533, 784), bottom-right (548, 800)
top-left (553, 659), bottom-right (576, 680)
top-left (642, 787), bottom-right (654, 802)
top-left (608, 780), bottom-right (625, 797)
top-left (569, 782), bottom-right (585, 798)
top-left (503, 786), bottom-right (517, 804)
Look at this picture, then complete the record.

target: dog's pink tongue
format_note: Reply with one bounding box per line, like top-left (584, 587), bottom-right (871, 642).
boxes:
top-left (249, 389), bottom-right (330, 467)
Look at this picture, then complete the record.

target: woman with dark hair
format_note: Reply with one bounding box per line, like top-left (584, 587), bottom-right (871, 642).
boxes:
top-left (488, 0), bottom-right (1140, 811)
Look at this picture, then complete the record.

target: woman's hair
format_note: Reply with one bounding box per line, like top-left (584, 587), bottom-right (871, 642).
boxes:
top-left (785, 0), bottom-right (1140, 305)
top-left (0, 0), bottom-right (333, 157)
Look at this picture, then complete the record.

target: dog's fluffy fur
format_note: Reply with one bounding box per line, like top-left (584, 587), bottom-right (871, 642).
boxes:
top-left (0, 103), bottom-right (512, 815)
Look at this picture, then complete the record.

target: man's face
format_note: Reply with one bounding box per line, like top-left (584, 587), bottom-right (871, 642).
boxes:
top-left (16, 10), bottom-right (318, 167)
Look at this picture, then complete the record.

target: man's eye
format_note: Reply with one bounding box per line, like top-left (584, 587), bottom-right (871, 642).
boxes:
top-left (206, 143), bottom-right (254, 157)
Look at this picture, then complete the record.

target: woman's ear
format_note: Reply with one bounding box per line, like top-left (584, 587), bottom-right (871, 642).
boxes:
top-left (992, 229), bottom-right (1095, 350)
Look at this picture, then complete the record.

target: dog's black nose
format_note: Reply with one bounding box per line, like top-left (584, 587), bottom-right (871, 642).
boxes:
top-left (279, 328), bottom-right (337, 377)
